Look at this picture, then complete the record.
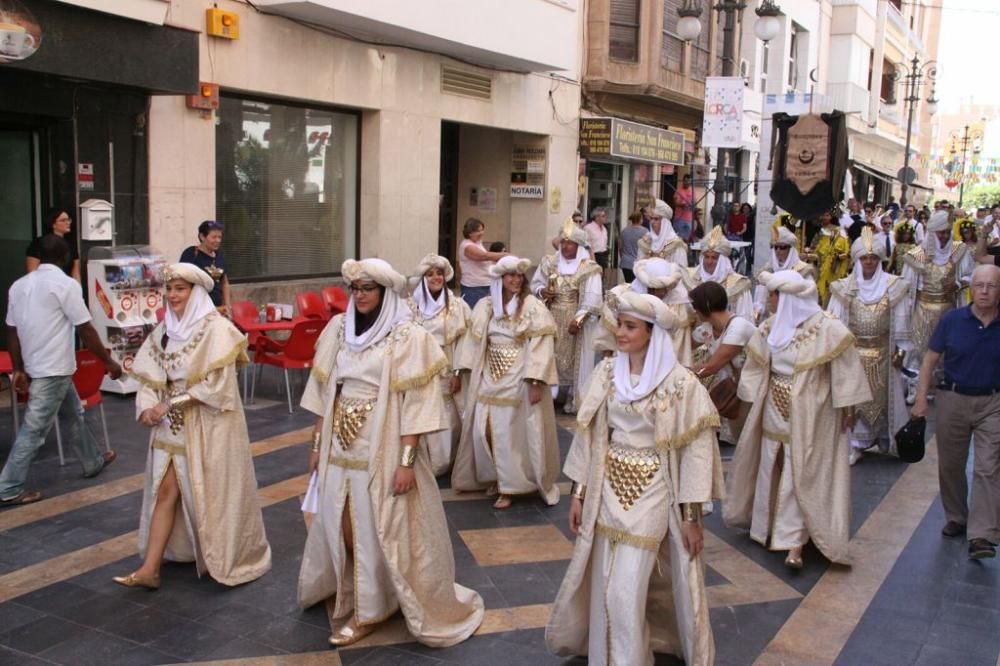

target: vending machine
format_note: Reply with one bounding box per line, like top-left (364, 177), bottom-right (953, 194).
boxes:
top-left (87, 246), bottom-right (166, 394)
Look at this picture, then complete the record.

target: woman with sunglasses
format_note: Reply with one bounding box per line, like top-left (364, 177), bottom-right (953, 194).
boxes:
top-left (298, 258), bottom-right (483, 648)
top-left (752, 225), bottom-right (816, 321)
top-left (180, 220), bottom-right (231, 317)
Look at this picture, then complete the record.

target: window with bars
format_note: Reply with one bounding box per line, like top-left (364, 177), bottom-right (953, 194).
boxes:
top-left (215, 95), bottom-right (359, 281)
top-left (787, 26), bottom-right (799, 90)
top-left (760, 41), bottom-right (770, 93)
top-left (691, 1), bottom-right (712, 82)
top-left (661, 0), bottom-right (683, 72)
top-left (610, 0), bottom-right (641, 61)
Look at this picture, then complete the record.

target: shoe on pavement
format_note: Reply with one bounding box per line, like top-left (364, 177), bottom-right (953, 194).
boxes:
top-left (941, 521), bottom-right (967, 537)
top-left (848, 449), bottom-right (863, 466)
top-left (83, 450), bottom-right (117, 479)
top-left (968, 538), bottom-right (996, 559)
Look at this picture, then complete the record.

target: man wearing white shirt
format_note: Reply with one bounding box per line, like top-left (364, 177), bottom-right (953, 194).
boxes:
top-left (874, 214), bottom-right (895, 268)
top-left (895, 205), bottom-right (925, 244)
top-left (584, 208), bottom-right (610, 269)
top-left (0, 236), bottom-right (122, 506)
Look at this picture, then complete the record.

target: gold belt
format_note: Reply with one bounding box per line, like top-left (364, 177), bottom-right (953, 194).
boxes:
top-left (487, 342), bottom-right (520, 382)
top-left (854, 335), bottom-right (888, 349)
top-left (917, 291), bottom-right (954, 304)
top-left (606, 445), bottom-right (660, 511)
top-left (769, 373), bottom-right (793, 421)
top-left (332, 395), bottom-right (376, 449)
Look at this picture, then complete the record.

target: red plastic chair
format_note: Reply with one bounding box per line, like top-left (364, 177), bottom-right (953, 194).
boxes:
top-left (296, 291), bottom-right (329, 321)
top-left (155, 307), bottom-right (166, 323)
top-left (230, 300), bottom-right (263, 401)
top-left (252, 319), bottom-right (326, 412)
top-left (67, 350), bottom-right (111, 454)
top-left (322, 286), bottom-right (349, 316)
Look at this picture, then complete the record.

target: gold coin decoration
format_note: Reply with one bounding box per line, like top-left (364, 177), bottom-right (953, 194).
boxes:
top-left (606, 445), bottom-right (660, 510)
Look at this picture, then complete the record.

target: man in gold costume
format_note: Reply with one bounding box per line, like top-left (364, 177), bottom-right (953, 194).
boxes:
top-left (531, 220), bottom-right (603, 413)
top-left (901, 210), bottom-right (973, 379)
top-left (808, 209), bottom-right (851, 307)
top-left (689, 226), bottom-right (754, 321)
top-left (754, 225), bottom-right (816, 320)
top-left (828, 228), bottom-right (912, 465)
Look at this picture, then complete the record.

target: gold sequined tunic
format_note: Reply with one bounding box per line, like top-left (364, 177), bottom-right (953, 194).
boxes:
top-left (848, 294), bottom-right (891, 429)
top-left (907, 247), bottom-right (964, 358)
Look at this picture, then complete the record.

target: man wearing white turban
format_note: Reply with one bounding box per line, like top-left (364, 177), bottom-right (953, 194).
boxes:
top-left (688, 226), bottom-right (754, 321)
top-left (298, 258), bottom-right (484, 647)
top-left (547, 290), bottom-right (722, 666)
top-left (828, 228), bottom-right (912, 465)
top-left (901, 209), bottom-right (973, 377)
top-left (532, 219), bottom-right (603, 413)
top-left (637, 198), bottom-right (689, 266)
top-left (753, 225), bottom-right (816, 320)
top-left (724, 271), bottom-right (871, 569)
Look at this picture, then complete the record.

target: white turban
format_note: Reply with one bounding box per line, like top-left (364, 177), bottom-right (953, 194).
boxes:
top-left (632, 258), bottom-right (688, 305)
top-left (342, 258), bottom-right (411, 352)
top-left (653, 198), bottom-right (673, 220)
top-left (489, 255), bottom-right (532, 319)
top-left (162, 263), bottom-right (217, 342)
top-left (611, 291), bottom-right (677, 403)
top-left (926, 210), bottom-right (950, 233)
top-left (923, 211), bottom-right (954, 264)
top-left (759, 270), bottom-right (821, 352)
top-left (410, 254), bottom-right (455, 319)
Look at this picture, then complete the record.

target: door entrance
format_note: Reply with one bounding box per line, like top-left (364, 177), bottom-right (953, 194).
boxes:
top-left (438, 121), bottom-right (460, 275)
top-left (0, 129), bottom-right (38, 347)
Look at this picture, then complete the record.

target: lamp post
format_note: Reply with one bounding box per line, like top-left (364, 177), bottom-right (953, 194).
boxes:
top-left (677, 0), bottom-right (781, 233)
top-left (889, 54), bottom-right (938, 207)
top-left (948, 124), bottom-right (984, 208)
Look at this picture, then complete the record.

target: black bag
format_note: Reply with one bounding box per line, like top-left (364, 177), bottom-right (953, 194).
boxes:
top-left (895, 417), bottom-right (926, 463)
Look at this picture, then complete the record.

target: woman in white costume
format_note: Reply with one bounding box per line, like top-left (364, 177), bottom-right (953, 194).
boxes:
top-left (407, 254), bottom-right (472, 475)
top-left (546, 291), bottom-right (723, 666)
top-left (753, 225), bottom-right (816, 320)
top-left (724, 271), bottom-right (870, 569)
top-left (117, 263), bottom-right (271, 589)
top-left (689, 226), bottom-right (754, 321)
top-left (298, 258), bottom-right (484, 647)
top-left (637, 199), bottom-right (689, 266)
top-left (452, 256), bottom-right (561, 509)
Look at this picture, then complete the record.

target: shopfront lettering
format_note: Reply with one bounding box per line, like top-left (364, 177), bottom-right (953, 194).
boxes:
top-left (579, 117), bottom-right (683, 165)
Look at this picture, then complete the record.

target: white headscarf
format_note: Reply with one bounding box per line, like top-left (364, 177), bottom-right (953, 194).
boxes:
top-left (410, 254), bottom-right (454, 319)
top-left (925, 211), bottom-right (953, 265)
top-left (556, 242), bottom-right (588, 275)
top-left (162, 263), bottom-right (218, 342)
top-left (698, 252), bottom-right (734, 284)
top-left (761, 270), bottom-right (822, 353)
top-left (853, 259), bottom-right (890, 305)
top-left (648, 199), bottom-right (678, 253)
top-left (632, 258), bottom-right (689, 305)
top-left (489, 256), bottom-right (532, 319)
top-left (771, 226), bottom-right (801, 271)
top-left (342, 258), bottom-right (411, 352)
top-left (611, 291), bottom-right (677, 403)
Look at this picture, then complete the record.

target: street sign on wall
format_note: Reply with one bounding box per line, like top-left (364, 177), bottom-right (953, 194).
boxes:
top-left (579, 117), bottom-right (684, 165)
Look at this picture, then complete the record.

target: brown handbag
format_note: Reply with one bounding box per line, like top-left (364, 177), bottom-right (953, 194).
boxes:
top-left (709, 376), bottom-right (743, 420)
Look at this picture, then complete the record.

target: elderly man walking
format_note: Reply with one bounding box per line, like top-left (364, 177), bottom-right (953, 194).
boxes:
top-left (0, 236), bottom-right (121, 507)
top-left (913, 264), bottom-right (1000, 559)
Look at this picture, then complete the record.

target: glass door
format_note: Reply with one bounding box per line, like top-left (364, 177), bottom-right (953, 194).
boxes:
top-left (0, 129), bottom-right (37, 347)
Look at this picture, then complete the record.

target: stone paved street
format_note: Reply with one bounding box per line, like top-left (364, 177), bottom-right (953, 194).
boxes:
top-left (0, 376), bottom-right (997, 666)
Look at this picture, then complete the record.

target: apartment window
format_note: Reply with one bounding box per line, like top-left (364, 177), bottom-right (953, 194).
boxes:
top-left (216, 95), bottom-right (359, 281)
top-left (691, 0), bottom-right (712, 80)
top-left (760, 41), bottom-right (770, 93)
top-left (661, 0), bottom-right (683, 72)
top-left (880, 58), bottom-right (897, 104)
top-left (610, 0), bottom-right (641, 61)
top-left (888, 0), bottom-right (902, 10)
top-left (787, 25), bottom-right (799, 90)
top-left (867, 48), bottom-right (874, 91)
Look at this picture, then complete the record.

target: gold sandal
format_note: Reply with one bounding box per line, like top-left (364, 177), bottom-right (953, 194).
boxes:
top-left (112, 572), bottom-right (161, 590)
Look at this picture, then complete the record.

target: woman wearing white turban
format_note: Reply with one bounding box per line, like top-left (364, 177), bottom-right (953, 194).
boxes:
top-left (452, 256), bottom-right (561, 509)
top-left (298, 258), bottom-right (484, 647)
top-left (116, 263), bottom-right (271, 589)
top-left (688, 226), bottom-right (754, 321)
top-left (546, 291), bottom-right (722, 666)
top-left (723, 271), bottom-right (871, 569)
top-left (637, 199), bottom-right (689, 266)
top-left (753, 225), bottom-right (816, 320)
top-left (407, 254), bottom-right (473, 475)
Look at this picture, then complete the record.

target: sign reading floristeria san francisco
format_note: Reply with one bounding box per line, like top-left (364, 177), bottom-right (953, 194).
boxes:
top-left (579, 117), bottom-right (684, 165)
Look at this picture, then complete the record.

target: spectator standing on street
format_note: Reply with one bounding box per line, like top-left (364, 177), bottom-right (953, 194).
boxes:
top-left (584, 208), bottom-right (610, 269)
top-left (0, 236), bottom-right (120, 507)
top-left (180, 220), bottom-right (231, 317)
top-left (912, 263), bottom-right (1000, 560)
top-left (26, 207), bottom-right (80, 282)
top-left (673, 173), bottom-right (695, 240)
top-left (619, 210), bottom-right (648, 283)
top-left (459, 217), bottom-right (506, 310)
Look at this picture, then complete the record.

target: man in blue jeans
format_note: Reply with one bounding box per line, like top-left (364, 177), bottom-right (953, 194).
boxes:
top-left (0, 235), bottom-right (122, 507)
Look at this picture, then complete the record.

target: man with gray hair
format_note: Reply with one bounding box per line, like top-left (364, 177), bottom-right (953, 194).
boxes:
top-left (913, 264), bottom-right (1000, 559)
top-left (584, 208), bottom-right (610, 269)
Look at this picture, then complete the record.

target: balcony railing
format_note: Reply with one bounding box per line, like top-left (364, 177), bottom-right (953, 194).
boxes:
top-left (828, 82), bottom-right (871, 122)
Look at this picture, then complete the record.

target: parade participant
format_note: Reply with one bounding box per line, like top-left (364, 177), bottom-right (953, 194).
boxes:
top-left (298, 258), bottom-right (483, 647)
top-left (688, 225), bottom-right (754, 321)
top-left (532, 219), bottom-right (603, 413)
top-left (452, 256), bottom-right (561, 509)
top-left (550, 210), bottom-right (590, 255)
top-left (889, 221), bottom-right (917, 275)
top-left (691, 281), bottom-right (757, 447)
top-left (901, 210), bottom-right (972, 375)
top-left (723, 271), bottom-right (871, 569)
top-left (895, 204), bottom-right (925, 243)
top-left (828, 228), bottom-right (912, 465)
top-left (957, 219), bottom-right (979, 305)
top-left (809, 210), bottom-right (851, 307)
top-left (116, 263), bottom-right (270, 589)
top-left (753, 225), bottom-right (816, 320)
top-left (594, 257), bottom-right (695, 365)
top-left (546, 290), bottom-right (722, 666)
top-left (637, 199), bottom-right (688, 265)
top-left (912, 264), bottom-right (1000, 560)
top-left (407, 254), bottom-right (473, 475)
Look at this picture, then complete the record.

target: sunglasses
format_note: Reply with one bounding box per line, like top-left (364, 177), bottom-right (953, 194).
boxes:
top-left (204, 220), bottom-right (225, 230)
top-left (773, 244), bottom-right (792, 250)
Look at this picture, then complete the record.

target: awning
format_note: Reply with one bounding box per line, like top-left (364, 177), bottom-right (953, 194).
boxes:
top-left (851, 161), bottom-right (895, 184)
top-left (910, 181), bottom-right (933, 192)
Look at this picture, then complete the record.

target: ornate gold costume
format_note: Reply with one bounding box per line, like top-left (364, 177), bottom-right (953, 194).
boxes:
top-left (903, 244), bottom-right (968, 360)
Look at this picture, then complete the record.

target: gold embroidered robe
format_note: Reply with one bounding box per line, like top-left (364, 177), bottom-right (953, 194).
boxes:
top-left (637, 235), bottom-right (689, 266)
top-left (132, 313), bottom-right (272, 586)
top-left (901, 243), bottom-right (971, 362)
top-left (687, 269), bottom-right (755, 321)
top-left (723, 312), bottom-right (872, 564)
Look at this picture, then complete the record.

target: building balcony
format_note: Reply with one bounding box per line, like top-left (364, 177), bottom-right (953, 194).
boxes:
top-left (828, 82), bottom-right (871, 123)
top-left (251, 0), bottom-right (579, 73)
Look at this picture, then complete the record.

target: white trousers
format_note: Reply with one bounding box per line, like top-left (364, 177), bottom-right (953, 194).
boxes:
top-left (750, 437), bottom-right (809, 550)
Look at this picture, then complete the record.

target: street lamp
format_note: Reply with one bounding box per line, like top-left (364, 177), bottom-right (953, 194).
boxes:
top-left (948, 124), bottom-right (984, 207)
top-left (888, 54), bottom-right (938, 206)
top-left (676, 0), bottom-right (781, 234)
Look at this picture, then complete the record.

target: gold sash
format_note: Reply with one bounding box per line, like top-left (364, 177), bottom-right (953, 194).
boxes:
top-left (606, 445), bottom-right (660, 511)
top-left (332, 395), bottom-right (376, 449)
top-left (486, 342), bottom-right (520, 382)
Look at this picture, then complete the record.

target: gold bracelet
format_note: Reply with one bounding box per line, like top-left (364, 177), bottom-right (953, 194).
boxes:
top-left (683, 503), bottom-right (703, 524)
top-left (399, 444), bottom-right (418, 468)
top-left (168, 394), bottom-right (194, 410)
top-left (570, 481), bottom-right (586, 501)
top-left (526, 378), bottom-right (544, 387)
top-left (310, 432), bottom-right (321, 453)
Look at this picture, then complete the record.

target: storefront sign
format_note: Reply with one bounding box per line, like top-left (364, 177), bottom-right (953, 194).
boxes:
top-left (511, 184), bottom-right (544, 198)
top-left (579, 117), bottom-right (684, 165)
top-left (511, 145), bottom-right (545, 199)
top-left (78, 163), bottom-right (94, 191)
top-left (0, 0), bottom-right (42, 64)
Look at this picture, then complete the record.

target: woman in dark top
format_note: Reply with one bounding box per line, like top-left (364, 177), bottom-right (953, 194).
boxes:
top-left (26, 208), bottom-right (80, 281)
top-left (179, 220), bottom-right (231, 316)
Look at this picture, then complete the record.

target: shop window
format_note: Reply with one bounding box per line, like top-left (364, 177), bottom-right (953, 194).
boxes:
top-left (215, 95), bottom-right (359, 281)
top-left (610, 0), bottom-right (640, 61)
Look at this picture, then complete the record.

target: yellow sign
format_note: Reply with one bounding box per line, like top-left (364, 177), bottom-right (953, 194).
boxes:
top-left (579, 117), bottom-right (684, 165)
